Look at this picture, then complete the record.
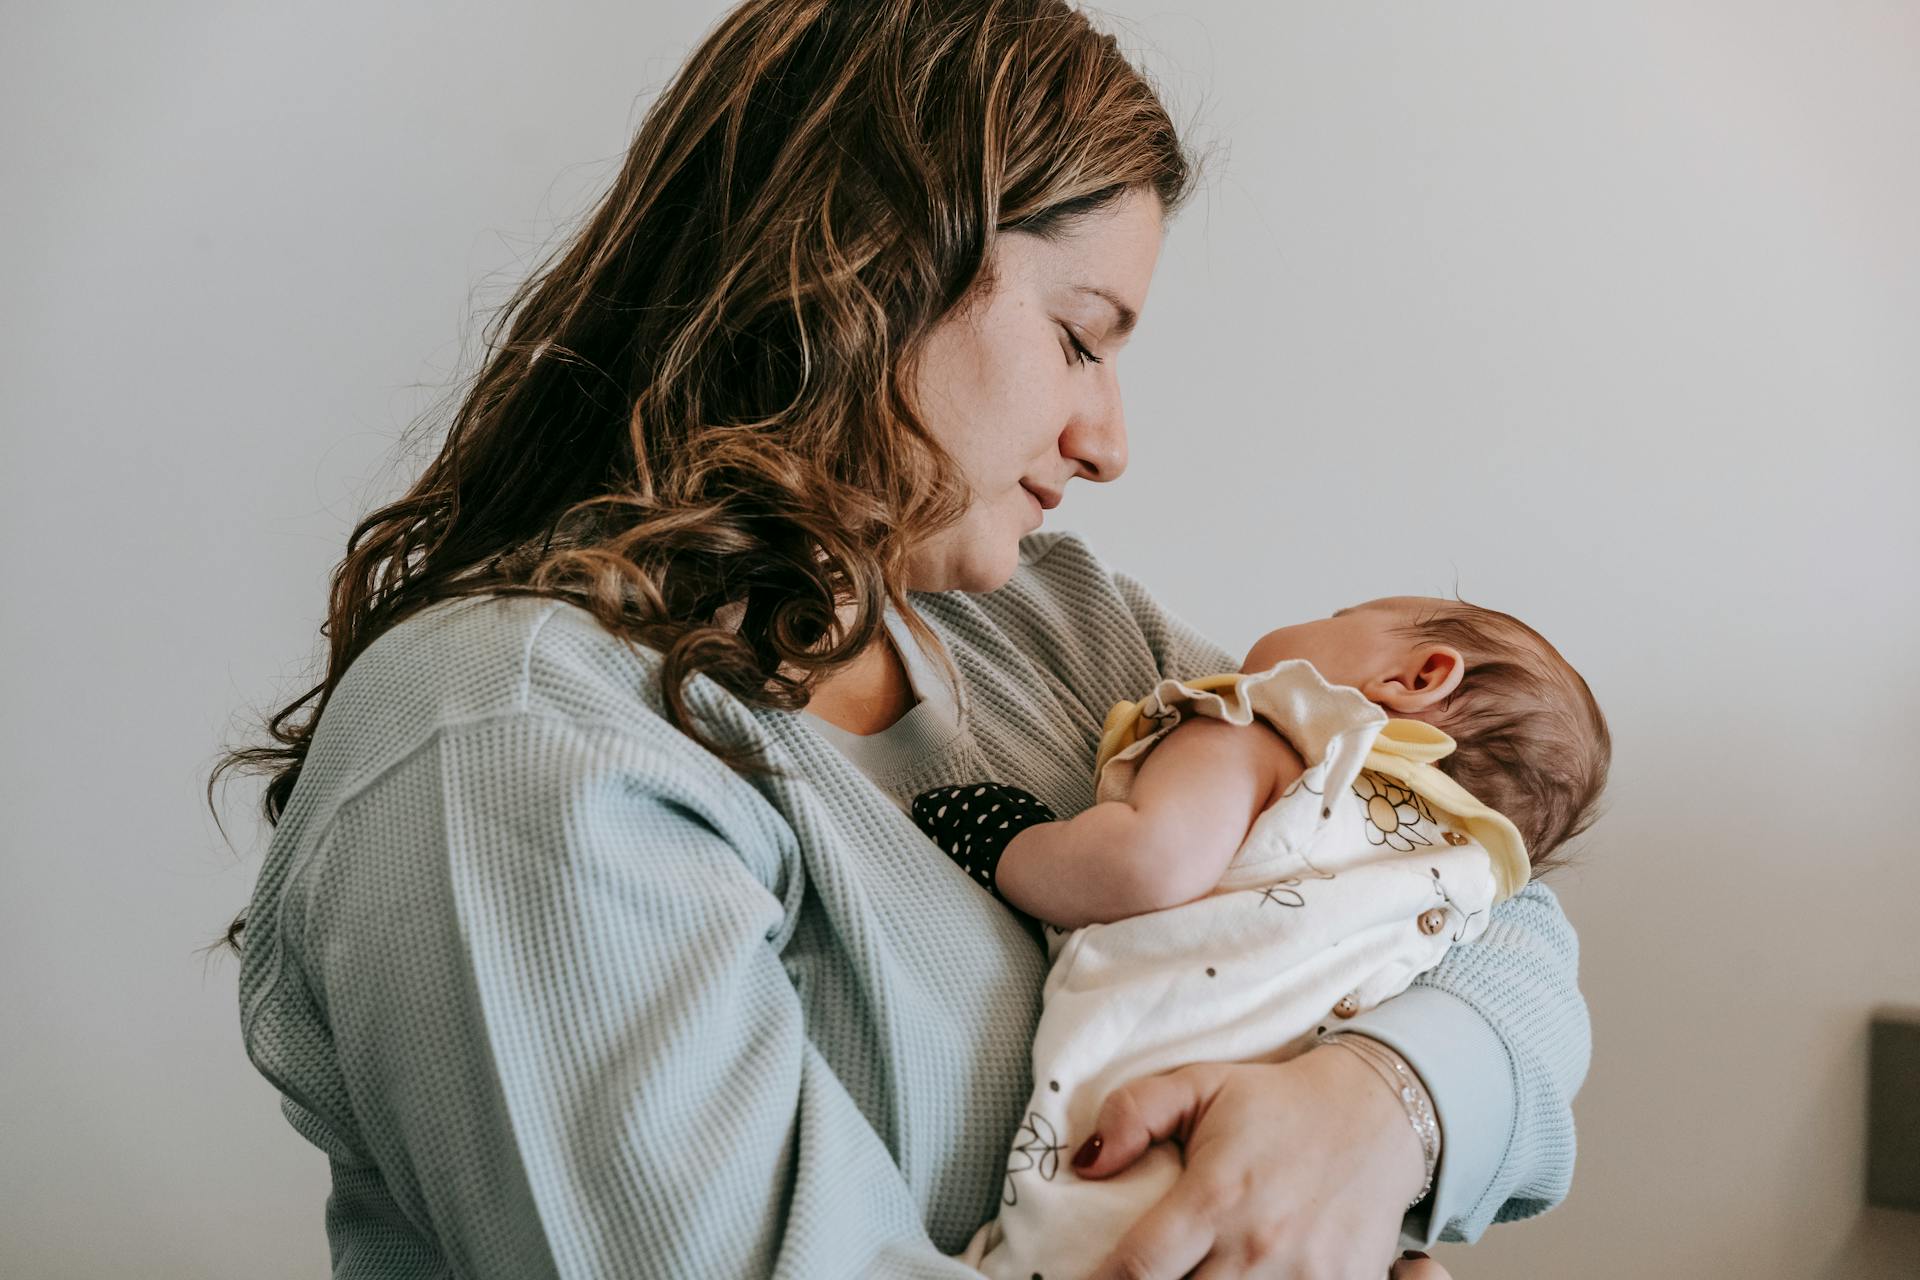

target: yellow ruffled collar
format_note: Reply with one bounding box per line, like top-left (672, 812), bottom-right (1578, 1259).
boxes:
top-left (1097, 671), bottom-right (1531, 900)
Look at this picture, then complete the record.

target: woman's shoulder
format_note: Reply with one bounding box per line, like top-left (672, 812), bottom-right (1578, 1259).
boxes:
top-left (940, 530), bottom-right (1125, 636)
top-left (1013, 528), bottom-right (1109, 580)
top-left (929, 530), bottom-right (1234, 689)
top-left (237, 597), bottom-right (799, 1147)
top-left (333, 594), bottom-right (663, 726)
top-left (301, 595), bottom-right (746, 813)
top-left (994, 530), bottom-right (1183, 639)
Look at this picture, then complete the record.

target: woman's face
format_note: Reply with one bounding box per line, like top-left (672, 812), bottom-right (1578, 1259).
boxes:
top-left (903, 188), bottom-right (1166, 593)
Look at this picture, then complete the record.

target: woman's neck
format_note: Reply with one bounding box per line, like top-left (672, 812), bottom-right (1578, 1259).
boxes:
top-left (806, 626), bottom-right (915, 734)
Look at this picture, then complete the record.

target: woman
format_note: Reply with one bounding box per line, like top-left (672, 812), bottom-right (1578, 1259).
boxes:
top-left (220, 1), bottom-right (1586, 1275)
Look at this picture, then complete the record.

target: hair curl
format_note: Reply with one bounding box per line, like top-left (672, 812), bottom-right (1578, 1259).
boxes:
top-left (210, 0), bottom-right (1192, 949)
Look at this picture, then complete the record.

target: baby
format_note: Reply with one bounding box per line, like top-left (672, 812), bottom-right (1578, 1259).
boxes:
top-left (910, 595), bottom-right (1610, 1280)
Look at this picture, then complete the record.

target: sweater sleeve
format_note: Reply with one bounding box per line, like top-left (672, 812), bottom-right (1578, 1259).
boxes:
top-left (1110, 568), bottom-right (1241, 683)
top-left (1342, 882), bottom-right (1590, 1245)
top-left (292, 711), bottom-right (975, 1279)
top-left (1109, 562), bottom-right (1591, 1245)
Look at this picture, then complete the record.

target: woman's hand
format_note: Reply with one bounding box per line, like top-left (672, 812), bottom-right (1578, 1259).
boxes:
top-left (1075, 1042), bottom-right (1434, 1279)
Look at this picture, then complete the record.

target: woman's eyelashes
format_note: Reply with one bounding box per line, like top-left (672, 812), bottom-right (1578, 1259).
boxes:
top-left (1061, 324), bottom-right (1104, 367)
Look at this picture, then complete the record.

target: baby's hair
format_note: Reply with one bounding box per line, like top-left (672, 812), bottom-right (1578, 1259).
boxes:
top-left (1396, 601), bottom-right (1610, 874)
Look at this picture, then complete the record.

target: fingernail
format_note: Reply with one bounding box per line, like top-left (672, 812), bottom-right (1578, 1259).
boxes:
top-left (1071, 1133), bottom-right (1104, 1169)
top-left (1402, 1251), bottom-right (1430, 1261)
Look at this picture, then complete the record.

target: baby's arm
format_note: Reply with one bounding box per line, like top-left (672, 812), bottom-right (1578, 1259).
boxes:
top-left (996, 718), bottom-right (1305, 928)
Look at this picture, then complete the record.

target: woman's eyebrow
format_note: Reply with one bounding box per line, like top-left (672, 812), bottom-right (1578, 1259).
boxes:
top-left (1073, 284), bottom-right (1138, 338)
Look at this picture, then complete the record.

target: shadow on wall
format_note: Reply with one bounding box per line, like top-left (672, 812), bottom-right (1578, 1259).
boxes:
top-left (1818, 1206), bottom-right (1920, 1278)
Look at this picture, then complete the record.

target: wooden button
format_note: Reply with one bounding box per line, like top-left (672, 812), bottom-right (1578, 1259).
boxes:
top-left (1332, 994), bottom-right (1359, 1019)
top-left (1418, 908), bottom-right (1448, 936)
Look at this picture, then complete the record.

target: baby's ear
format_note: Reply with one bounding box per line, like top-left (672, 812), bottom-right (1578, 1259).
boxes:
top-left (1364, 644), bottom-right (1465, 715)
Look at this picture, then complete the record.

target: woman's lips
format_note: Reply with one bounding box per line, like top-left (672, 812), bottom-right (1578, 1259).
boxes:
top-left (1022, 482), bottom-right (1063, 510)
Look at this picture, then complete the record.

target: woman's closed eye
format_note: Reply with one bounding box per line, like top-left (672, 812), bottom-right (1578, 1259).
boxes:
top-left (1061, 325), bottom-right (1104, 367)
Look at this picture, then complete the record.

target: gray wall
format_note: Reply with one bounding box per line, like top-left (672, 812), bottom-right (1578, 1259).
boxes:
top-left (3, 2), bottom-right (1915, 1276)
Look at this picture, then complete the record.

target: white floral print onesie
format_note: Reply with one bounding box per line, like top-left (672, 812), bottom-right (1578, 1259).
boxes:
top-left (958, 659), bottom-right (1530, 1280)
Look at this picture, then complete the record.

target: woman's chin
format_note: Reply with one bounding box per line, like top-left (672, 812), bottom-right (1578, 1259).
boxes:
top-left (908, 540), bottom-right (1021, 595)
top-left (964, 533), bottom-right (1029, 593)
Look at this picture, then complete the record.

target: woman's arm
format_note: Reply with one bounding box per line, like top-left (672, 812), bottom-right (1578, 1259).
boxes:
top-left (290, 712), bottom-right (975, 1279)
top-left (997, 717), bottom-right (1303, 926)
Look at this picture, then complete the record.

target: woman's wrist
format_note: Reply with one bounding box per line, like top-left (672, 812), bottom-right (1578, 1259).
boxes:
top-left (1316, 1032), bottom-right (1442, 1208)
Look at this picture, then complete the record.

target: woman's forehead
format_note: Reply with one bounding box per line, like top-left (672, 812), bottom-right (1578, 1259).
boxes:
top-left (1024, 191), bottom-right (1165, 306)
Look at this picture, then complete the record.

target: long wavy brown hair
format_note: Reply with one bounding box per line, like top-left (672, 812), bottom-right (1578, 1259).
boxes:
top-left (211, 0), bottom-right (1191, 947)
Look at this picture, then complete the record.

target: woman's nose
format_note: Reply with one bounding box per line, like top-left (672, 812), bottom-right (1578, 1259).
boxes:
top-left (1061, 380), bottom-right (1128, 484)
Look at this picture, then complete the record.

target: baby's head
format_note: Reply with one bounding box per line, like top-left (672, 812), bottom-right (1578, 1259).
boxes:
top-left (1243, 597), bottom-right (1610, 871)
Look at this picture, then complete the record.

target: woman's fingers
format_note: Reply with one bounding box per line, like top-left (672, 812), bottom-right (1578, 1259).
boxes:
top-left (1389, 1251), bottom-right (1453, 1279)
top-left (1078, 1056), bottom-right (1426, 1277)
top-left (1077, 1064), bottom-right (1233, 1280)
top-left (1083, 1171), bottom-right (1219, 1280)
top-left (1073, 1062), bottom-right (1233, 1179)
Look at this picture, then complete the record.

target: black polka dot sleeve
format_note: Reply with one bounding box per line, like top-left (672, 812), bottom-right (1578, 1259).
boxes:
top-left (908, 782), bottom-right (1058, 905)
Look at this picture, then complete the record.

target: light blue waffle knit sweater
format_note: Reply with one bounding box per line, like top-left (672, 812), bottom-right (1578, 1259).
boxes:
top-left (238, 531), bottom-right (1589, 1277)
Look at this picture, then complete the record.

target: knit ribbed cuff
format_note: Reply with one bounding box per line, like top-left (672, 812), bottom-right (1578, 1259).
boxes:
top-left (1343, 985), bottom-right (1517, 1248)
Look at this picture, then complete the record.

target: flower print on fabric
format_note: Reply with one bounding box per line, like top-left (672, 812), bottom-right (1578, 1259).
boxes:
top-left (1352, 770), bottom-right (1436, 852)
top-left (1258, 879), bottom-right (1307, 910)
top-left (1279, 771), bottom-right (1321, 803)
top-left (1428, 864), bottom-right (1485, 942)
top-left (1002, 1111), bottom-right (1067, 1207)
